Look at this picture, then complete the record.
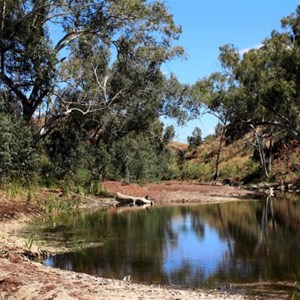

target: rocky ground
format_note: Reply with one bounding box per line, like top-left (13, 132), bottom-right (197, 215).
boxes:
top-left (0, 181), bottom-right (292, 300)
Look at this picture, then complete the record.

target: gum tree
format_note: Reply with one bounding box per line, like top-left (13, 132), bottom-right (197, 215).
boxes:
top-left (0, 0), bottom-right (185, 139)
top-left (193, 5), bottom-right (300, 178)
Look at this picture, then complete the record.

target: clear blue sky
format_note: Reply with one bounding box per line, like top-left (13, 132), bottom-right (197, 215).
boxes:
top-left (161, 0), bottom-right (299, 142)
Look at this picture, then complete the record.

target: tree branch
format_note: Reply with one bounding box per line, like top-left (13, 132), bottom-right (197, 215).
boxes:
top-left (54, 30), bottom-right (88, 52)
top-left (0, 72), bottom-right (29, 106)
top-left (246, 119), bottom-right (300, 142)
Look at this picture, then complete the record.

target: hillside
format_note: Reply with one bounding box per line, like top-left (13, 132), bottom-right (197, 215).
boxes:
top-left (169, 133), bottom-right (300, 186)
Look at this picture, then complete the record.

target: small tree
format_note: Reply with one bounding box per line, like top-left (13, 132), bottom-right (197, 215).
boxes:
top-left (109, 134), bottom-right (159, 182)
top-left (187, 127), bottom-right (202, 150)
top-left (163, 125), bottom-right (175, 144)
top-left (215, 122), bottom-right (224, 136)
top-left (176, 149), bottom-right (187, 179)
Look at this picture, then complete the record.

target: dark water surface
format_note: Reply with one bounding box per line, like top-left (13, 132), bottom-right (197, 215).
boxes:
top-left (35, 195), bottom-right (300, 289)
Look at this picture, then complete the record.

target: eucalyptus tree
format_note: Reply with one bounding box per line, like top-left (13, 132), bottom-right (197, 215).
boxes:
top-left (0, 0), bottom-right (185, 140)
top-left (192, 48), bottom-right (240, 180)
top-left (221, 7), bottom-right (300, 141)
top-left (193, 5), bottom-right (300, 178)
top-left (228, 8), bottom-right (300, 177)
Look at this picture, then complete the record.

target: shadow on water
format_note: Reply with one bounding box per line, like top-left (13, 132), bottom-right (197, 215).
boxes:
top-left (29, 193), bottom-right (300, 298)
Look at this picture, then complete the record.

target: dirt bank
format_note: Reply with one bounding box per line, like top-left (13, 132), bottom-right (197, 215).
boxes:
top-left (101, 180), bottom-right (260, 204)
top-left (0, 181), bottom-right (282, 300)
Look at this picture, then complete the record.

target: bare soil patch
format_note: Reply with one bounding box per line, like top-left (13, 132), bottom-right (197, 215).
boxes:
top-left (102, 180), bottom-right (259, 204)
top-left (0, 181), bottom-right (281, 300)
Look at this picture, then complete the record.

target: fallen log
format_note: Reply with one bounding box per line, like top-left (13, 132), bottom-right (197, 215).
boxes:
top-left (115, 192), bottom-right (154, 206)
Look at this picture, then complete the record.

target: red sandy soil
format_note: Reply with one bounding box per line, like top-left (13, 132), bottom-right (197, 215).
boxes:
top-left (101, 180), bottom-right (259, 204)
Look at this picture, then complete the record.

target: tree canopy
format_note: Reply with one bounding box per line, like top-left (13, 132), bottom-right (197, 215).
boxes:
top-left (193, 6), bottom-right (300, 142)
top-left (188, 5), bottom-right (300, 179)
top-left (0, 0), bottom-right (186, 139)
top-left (1, 1), bottom-right (300, 185)
top-left (0, 0), bottom-right (192, 184)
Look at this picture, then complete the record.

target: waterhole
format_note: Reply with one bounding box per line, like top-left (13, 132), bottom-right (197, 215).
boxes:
top-left (31, 195), bottom-right (300, 290)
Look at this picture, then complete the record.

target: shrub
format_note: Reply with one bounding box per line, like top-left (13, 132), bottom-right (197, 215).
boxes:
top-left (187, 127), bottom-right (203, 150)
top-left (0, 113), bottom-right (39, 184)
top-left (109, 134), bottom-right (166, 182)
top-left (39, 156), bottom-right (57, 187)
top-left (44, 125), bottom-right (84, 179)
top-left (90, 140), bottom-right (111, 180)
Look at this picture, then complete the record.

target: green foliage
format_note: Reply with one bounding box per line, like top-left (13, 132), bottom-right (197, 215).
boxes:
top-left (26, 189), bottom-right (33, 203)
top-left (24, 233), bottom-right (37, 251)
top-left (38, 156), bottom-right (57, 188)
top-left (176, 149), bottom-right (188, 179)
top-left (185, 163), bottom-right (202, 180)
top-left (0, 0), bottom-right (190, 187)
top-left (0, 0), bottom-right (186, 140)
top-left (170, 156), bottom-right (215, 182)
top-left (109, 134), bottom-right (162, 182)
top-left (74, 168), bottom-right (92, 191)
top-left (90, 140), bottom-right (111, 181)
top-left (87, 182), bottom-right (109, 197)
top-left (44, 125), bottom-right (84, 179)
top-left (163, 125), bottom-right (175, 144)
top-left (214, 122), bottom-right (224, 136)
top-left (195, 7), bottom-right (300, 142)
top-left (187, 127), bottom-right (202, 150)
top-left (0, 113), bottom-right (39, 184)
top-left (219, 163), bottom-right (242, 180)
top-left (6, 182), bottom-right (20, 199)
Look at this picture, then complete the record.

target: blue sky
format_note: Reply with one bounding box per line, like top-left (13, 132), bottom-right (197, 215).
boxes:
top-left (161, 0), bottom-right (299, 142)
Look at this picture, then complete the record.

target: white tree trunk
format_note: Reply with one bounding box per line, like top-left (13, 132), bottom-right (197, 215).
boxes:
top-left (250, 125), bottom-right (270, 178)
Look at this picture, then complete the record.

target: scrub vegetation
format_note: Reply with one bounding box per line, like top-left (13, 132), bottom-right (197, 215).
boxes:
top-left (1, 1), bottom-right (300, 191)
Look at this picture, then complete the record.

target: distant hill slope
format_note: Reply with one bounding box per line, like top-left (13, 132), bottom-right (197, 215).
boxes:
top-left (169, 133), bottom-right (300, 185)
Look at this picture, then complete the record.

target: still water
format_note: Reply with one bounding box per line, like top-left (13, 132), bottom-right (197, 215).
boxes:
top-left (34, 195), bottom-right (300, 288)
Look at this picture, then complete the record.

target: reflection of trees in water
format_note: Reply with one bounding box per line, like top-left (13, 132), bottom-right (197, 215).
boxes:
top-left (196, 195), bottom-right (300, 283)
top-left (34, 210), bottom-right (108, 248)
top-left (165, 222), bottom-right (178, 248)
top-left (255, 195), bottom-right (275, 256)
top-left (44, 207), bottom-right (179, 282)
top-left (178, 207), bottom-right (205, 239)
top-left (93, 207), bottom-right (177, 282)
top-left (42, 196), bottom-right (300, 288)
top-left (190, 213), bottom-right (205, 239)
top-left (217, 204), bottom-right (233, 258)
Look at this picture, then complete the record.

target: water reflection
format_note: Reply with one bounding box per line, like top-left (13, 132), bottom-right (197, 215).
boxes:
top-left (37, 195), bottom-right (300, 288)
top-left (163, 217), bottom-right (228, 286)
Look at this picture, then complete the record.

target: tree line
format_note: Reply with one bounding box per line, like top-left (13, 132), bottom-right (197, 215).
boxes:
top-left (0, 0), bottom-right (300, 186)
top-left (193, 5), bottom-right (300, 179)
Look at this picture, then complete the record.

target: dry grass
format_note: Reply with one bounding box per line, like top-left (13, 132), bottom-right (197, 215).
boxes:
top-left (171, 131), bottom-right (300, 184)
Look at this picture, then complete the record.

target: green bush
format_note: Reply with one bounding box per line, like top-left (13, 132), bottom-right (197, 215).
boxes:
top-left (39, 156), bottom-right (57, 187)
top-left (44, 125), bottom-right (85, 179)
top-left (0, 113), bottom-right (39, 184)
top-left (108, 133), bottom-right (169, 182)
top-left (90, 140), bottom-right (111, 180)
top-left (187, 127), bottom-right (202, 150)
